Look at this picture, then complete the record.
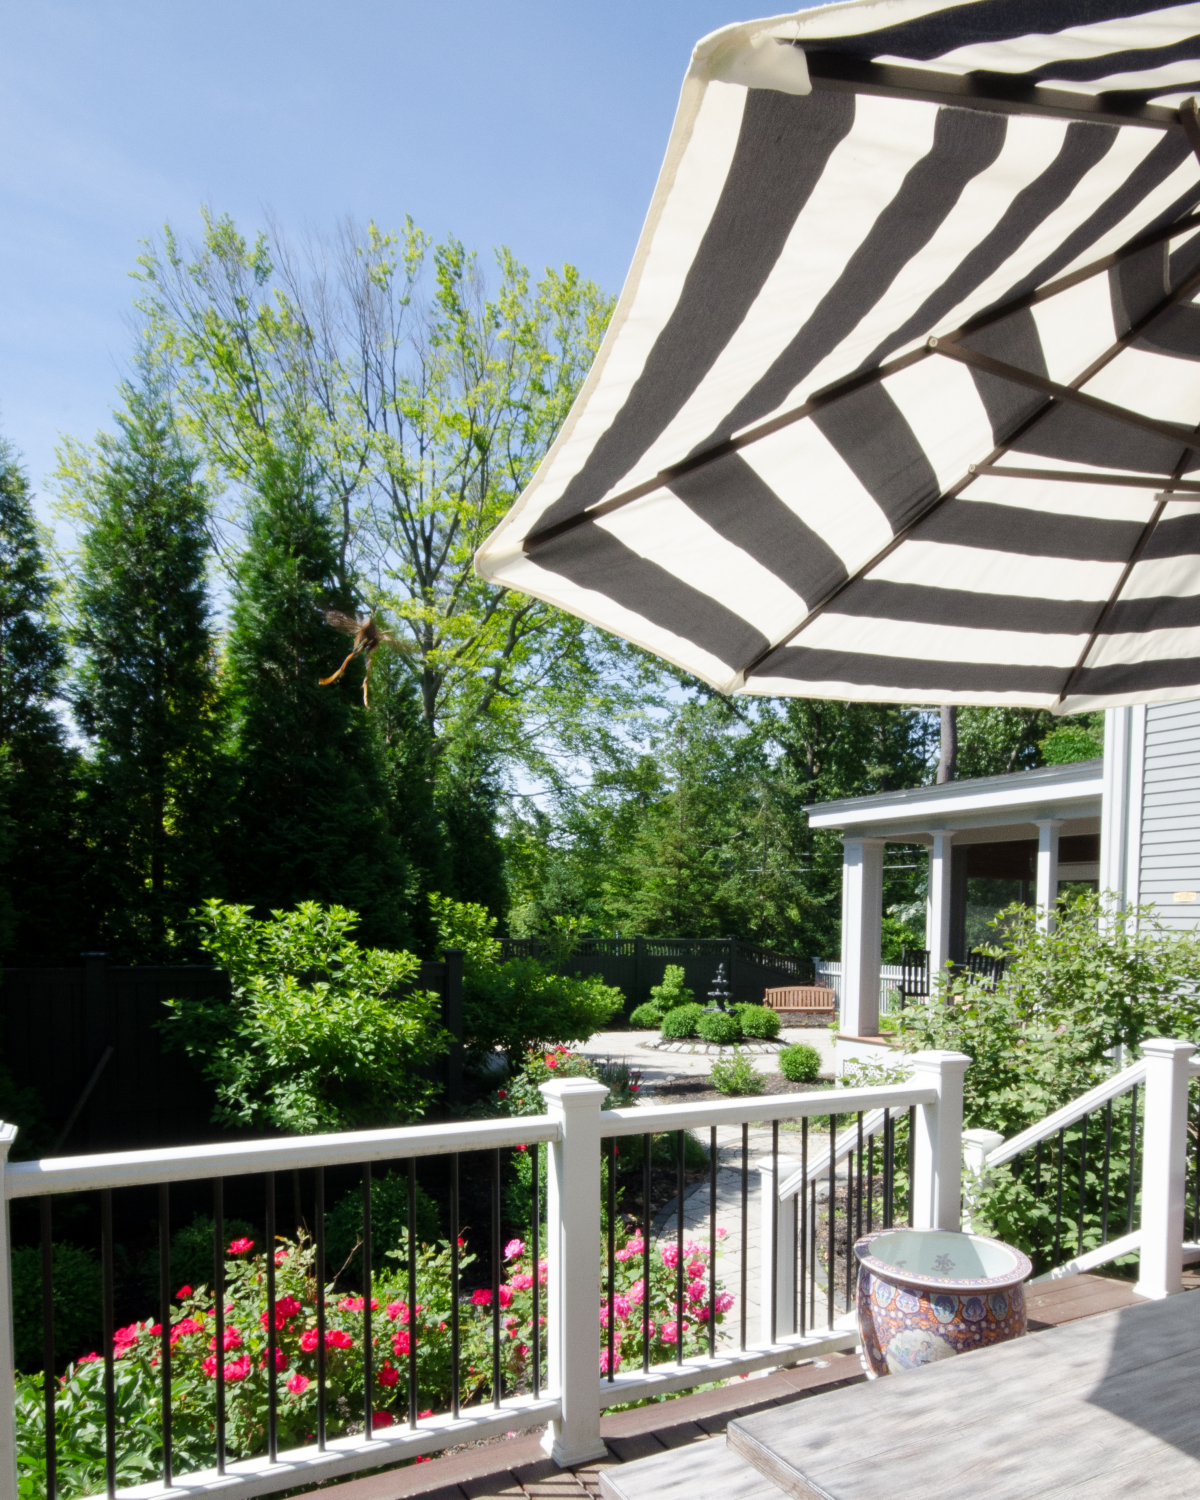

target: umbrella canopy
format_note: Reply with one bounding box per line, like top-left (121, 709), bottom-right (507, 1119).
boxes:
top-left (475, 1), bottom-right (1200, 715)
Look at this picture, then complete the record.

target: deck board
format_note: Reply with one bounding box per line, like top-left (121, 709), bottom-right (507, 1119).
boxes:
top-left (727, 1292), bottom-right (1200, 1499)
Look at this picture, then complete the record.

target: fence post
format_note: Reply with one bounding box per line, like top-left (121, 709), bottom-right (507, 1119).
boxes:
top-left (539, 1078), bottom-right (607, 1466)
top-left (961, 1128), bottom-right (1004, 1234)
top-left (1135, 1037), bottom-right (1195, 1299)
top-left (634, 936), bottom-right (645, 1007)
top-left (758, 1155), bottom-right (800, 1343)
top-left (909, 1051), bottom-right (970, 1231)
top-left (0, 1121), bottom-right (19, 1500)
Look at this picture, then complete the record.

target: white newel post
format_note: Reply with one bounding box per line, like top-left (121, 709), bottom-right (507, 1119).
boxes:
top-left (538, 1079), bottom-right (607, 1466)
top-left (0, 1123), bottom-right (18, 1500)
top-left (1135, 1039), bottom-right (1195, 1300)
top-left (961, 1128), bottom-right (1004, 1234)
top-left (840, 837), bottom-right (885, 1037)
top-left (758, 1155), bottom-right (800, 1344)
top-left (909, 1052), bottom-right (970, 1232)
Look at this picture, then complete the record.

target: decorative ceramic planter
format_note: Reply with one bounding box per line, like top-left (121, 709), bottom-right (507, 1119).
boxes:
top-left (854, 1228), bottom-right (1031, 1377)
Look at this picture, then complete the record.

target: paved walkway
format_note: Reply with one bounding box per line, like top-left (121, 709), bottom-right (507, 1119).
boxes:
top-left (322, 1275), bottom-right (1159, 1500)
top-left (578, 1028), bottom-right (836, 1088)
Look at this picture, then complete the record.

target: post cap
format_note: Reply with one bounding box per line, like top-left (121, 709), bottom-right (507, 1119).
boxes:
top-left (909, 1049), bottom-right (972, 1075)
top-left (538, 1077), bottom-right (609, 1107)
top-left (1139, 1037), bottom-right (1199, 1059)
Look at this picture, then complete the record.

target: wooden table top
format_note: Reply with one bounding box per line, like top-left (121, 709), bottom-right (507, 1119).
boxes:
top-left (727, 1290), bottom-right (1200, 1499)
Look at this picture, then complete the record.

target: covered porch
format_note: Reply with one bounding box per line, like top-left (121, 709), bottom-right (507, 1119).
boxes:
top-left (805, 760), bottom-right (1103, 1040)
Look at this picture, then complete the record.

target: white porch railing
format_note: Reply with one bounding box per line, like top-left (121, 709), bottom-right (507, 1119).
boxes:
top-left (0, 1059), bottom-right (969, 1499)
top-left (814, 961), bottom-right (906, 1014)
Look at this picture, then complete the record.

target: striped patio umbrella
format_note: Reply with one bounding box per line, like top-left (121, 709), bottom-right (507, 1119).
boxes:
top-left (476, 1), bottom-right (1200, 715)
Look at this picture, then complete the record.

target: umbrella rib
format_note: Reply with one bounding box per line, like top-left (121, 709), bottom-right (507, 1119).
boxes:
top-left (803, 52), bottom-right (1182, 134)
top-left (523, 208), bottom-right (1200, 555)
top-left (738, 256), bottom-right (1200, 685)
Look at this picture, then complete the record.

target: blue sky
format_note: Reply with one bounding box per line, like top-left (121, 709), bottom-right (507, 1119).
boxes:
top-left (0, 0), bottom-right (769, 508)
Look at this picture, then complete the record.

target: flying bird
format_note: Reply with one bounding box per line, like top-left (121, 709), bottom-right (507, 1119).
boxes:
top-left (319, 612), bottom-right (401, 708)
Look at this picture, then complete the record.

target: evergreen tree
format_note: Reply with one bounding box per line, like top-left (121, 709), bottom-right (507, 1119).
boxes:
top-left (224, 446), bottom-right (409, 945)
top-left (0, 438), bottom-right (83, 962)
top-left (68, 380), bottom-right (225, 958)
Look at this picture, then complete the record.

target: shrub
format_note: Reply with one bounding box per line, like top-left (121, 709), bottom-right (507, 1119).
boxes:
top-left (326, 1174), bottom-right (443, 1279)
top-left (648, 966), bottom-right (694, 1012)
top-left (12, 1244), bottom-right (101, 1372)
top-left (710, 1049), bottom-right (762, 1096)
top-left (779, 1043), bottom-right (822, 1083)
top-left (431, 895), bottom-right (623, 1064)
top-left (660, 1003), bottom-right (704, 1039)
top-left (491, 1046), bottom-right (640, 1115)
top-left (736, 1005), bottom-right (780, 1040)
top-left (629, 1002), bottom-right (662, 1029)
top-left (696, 1010), bottom-right (741, 1045)
top-left (162, 900), bottom-right (445, 1132)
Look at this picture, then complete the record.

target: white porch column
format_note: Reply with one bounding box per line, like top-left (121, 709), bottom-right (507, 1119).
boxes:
top-left (909, 1051), bottom-right (970, 1232)
top-left (1035, 819), bottom-right (1063, 931)
top-left (1100, 705), bottom-right (1147, 916)
top-left (840, 837), bottom-right (884, 1037)
top-left (1135, 1038), bottom-right (1195, 1300)
top-left (926, 830), bottom-right (954, 981)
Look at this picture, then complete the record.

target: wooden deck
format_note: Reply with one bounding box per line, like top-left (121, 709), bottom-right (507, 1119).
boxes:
top-left (321, 1274), bottom-right (1153, 1500)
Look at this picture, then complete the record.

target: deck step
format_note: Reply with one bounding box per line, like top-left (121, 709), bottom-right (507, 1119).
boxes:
top-left (598, 1435), bottom-right (784, 1500)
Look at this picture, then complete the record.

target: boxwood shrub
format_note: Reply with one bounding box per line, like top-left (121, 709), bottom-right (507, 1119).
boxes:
top-left (660, 1003), bottom-right (704, 1039)
top-left (696, 1009), bottom-right (741, 1045)
top-left (779, 1042), bottom-right (822, 1083)
top-left (736, 1005), bottom-right (780, 1039)
top-left (629, 1001), bottom-right (663, 1028)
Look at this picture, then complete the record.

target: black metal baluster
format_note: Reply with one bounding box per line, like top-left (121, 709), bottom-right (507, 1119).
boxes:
top-left (531, 1144), bottom-right (540, 1401)
top-left (159, 1183), bottom-right (172, 1486)
top-left (883, 1110), bottom-right (893, 1228)
top-left (492, 1149), bottom-right (502, 1406)
top-left (866, 1129), bottom-right (875, 1236)
top-left (708, 1126), bottom-right (717, 1359)
top-left (1054, 1127), bottom-right (1065, 1268)
top-left (799, 1118), bottom-right (808, 1338)
top-left (407, 1161), bottom-right (418, 1427)
top-left (1034, 1138), bottom-right (1044, 1275)
top-left (363, 1164), bottom-right (373, 1437)
top-left (907, 1106), bottom-right (917, 1225)
top-left (675, 1131), bottom-right (684, 1365)
top-left (855, 1114), bottom-right (865, 1248)
top-left (214, 1182), bottom-right (226, 1471)
top-left (740, 1124), bottom-right (748, 1352)
top-left (40, 1198), bottom-right (55, 1500)
top-left (315, 1168), bottom-right (326, 1451)
top-left (1127, 1084), bottom-right (1140, 1234)
top-left (770, 1120), bottom-right (778, 1345)
top-left (827, 1110), bottom-right (836, 1331)
top-left (1102, 1102), bottom-right (1113, 1248)
top-left (809, 1179), bottom-right (817, 1331)
top-left (642, 1135), bottom-right (651, 1372)
top-left (266, 1174), bottom-right (277, 1461)
top-left (101, 1189), bottom-right (115, 1500)
top-left (450, 1154), bottom-right (460, 1417)
top-left (1076, 1115), bottom-right (1088, 1259)
top-left (606, 1137), bottom-right (616, 1382)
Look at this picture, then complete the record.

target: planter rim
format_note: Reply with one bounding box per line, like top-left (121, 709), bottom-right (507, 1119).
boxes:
top-left (853, 1228), bottom-right (1032, 1293)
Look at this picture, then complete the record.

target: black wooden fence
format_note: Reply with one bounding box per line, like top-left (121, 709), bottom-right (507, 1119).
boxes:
top-left (498, 935), bottom-right (813, 1011)
top-left (0, 953), bottom-right (463, 1157)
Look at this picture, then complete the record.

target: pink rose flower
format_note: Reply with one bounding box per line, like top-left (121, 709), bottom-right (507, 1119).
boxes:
top-left (287, 1372), bottom-right (310, 1395)
top-left (228, 1238), bottom-right (254, 1255)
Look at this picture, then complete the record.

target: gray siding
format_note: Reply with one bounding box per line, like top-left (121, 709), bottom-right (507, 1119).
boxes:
top-left (1140, 700), bottom-right (1200, 928)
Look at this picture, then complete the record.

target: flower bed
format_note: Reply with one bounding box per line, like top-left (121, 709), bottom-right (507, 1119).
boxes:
top-left (18, 1219), bottom-right (730, 1498)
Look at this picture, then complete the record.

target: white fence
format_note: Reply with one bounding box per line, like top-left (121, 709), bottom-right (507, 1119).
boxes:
top-left (814, 960), bottom-right (906, 1014)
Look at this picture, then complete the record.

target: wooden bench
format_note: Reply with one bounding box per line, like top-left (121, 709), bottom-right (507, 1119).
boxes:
top-left (763, 986), bottom-right (836, 1022)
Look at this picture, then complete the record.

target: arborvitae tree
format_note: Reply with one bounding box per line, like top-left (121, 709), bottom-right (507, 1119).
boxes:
top-left (68, 381), bottom-right (226, 958)
top-left (0, 438), bottom-right (83, 962)
top-left (224, 446), bottom-right (409, 945)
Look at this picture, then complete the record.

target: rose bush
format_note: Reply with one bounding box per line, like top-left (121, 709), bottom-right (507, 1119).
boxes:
top-left (18, 1220), bottom-right (730, 1498)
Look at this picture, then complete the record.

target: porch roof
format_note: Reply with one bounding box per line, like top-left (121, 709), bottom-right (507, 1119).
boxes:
top-left (803, 758), bottom-right (1103, 843)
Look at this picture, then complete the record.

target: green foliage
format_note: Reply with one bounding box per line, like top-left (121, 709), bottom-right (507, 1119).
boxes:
top-left (12, 1244), bottom-right (102, 1373)
top-left (0, 437), bottom-right (82, 963)
top-left (696, 1010), bottom-right (741, 1045)
top-left (660, 1003), bottom-right (704, 1039)
top-left (735, 1005), bottom-right (780, 1040)
top-left (628, 1002), bottom-right (662, 1028)
top-left (900, 893), bottom-right (1200, 1139)
top-left (710, 1049), bottom-right (763, 1096)
top-left (325, 1173), bottom-right (442, 1280)
top-left (649, 966), bottom-right (694, 1011)
top-left (223, 447), bottom-right (411, 946)
top-left (779, 1043), bottom-right (822, 1083)
top-left (61, 370), bottom-right (226, 960)
top-left (162, 899), bottom-right (445, 1132)
top-left (488, 1045), bottom-right (640, 1117)
top-left (166, 1215), bottom-right (255, 1295)
top-left (1040, 719), bottom-right (1104, 765)
top-left (430, 893), bottom-right (622, 1063)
